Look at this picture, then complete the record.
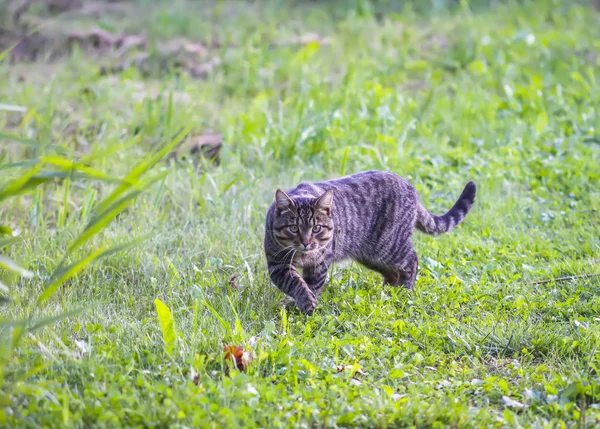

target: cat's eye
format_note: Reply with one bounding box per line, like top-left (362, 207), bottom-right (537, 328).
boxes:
top-left (312, 225), bottom-right (322, 233)
top-left (289, 225), bottom-right (299, 233)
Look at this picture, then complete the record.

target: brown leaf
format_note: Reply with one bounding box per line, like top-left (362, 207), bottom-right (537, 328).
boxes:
top-left (223, 345), bottom-right (254, 372)
top-left (335, 364), bottom-right (367, 377)
top-left (354, 368), bottom-right (367, 377)
top-left (190, 367), bottom-right (200, 386)
top-left (228, 273), bottom-right (241, 288)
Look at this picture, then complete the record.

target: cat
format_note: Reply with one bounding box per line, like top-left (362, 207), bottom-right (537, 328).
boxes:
top-left (263, 171), bottom-right (476, 315)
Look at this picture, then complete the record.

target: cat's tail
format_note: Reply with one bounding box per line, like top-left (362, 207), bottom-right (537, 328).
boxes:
top-left (415, 181), bottom-right (476, 236)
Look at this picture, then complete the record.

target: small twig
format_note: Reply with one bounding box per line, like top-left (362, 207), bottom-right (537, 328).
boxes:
top-left (526, 273), bottom-right (600, 286)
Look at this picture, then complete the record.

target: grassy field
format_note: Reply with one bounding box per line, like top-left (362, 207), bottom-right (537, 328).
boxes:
top-left (1, 0), bottom-right (600, 427)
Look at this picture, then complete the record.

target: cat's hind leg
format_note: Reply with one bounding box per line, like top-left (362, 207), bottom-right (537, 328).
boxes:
top-left (359, 246), bottom-right (418, 290)
top-left (357, 259), bottom-right (399, 286)
top-left (395, 248), bottom-right (418, 290)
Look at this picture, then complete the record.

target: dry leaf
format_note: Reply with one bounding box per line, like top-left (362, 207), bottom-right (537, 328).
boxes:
top-left (190, 367), bottom-right (200, 386)
top-left (335, 365), bottom-right (367, 377)
top-left (223, 345), bottom-right (254, 372)
top-left (228, 273), bottom-right (241, 288)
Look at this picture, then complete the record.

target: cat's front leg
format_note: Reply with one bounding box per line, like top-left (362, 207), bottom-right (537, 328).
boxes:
top-left (268, 262), bottom-right (317, 315)
top-left (302, 263), bottom-right (330, 297)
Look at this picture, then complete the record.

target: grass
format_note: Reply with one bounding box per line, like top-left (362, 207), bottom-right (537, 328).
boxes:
top-left (1, 0), bottom-right (600, 427)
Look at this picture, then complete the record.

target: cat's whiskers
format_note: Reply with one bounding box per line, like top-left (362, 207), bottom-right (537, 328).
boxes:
top-left (271, 244), bottom-right (296, 260)
top-left (287, 250), bottom-right (297, 278)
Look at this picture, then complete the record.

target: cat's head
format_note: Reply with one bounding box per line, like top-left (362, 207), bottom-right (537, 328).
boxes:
top-left (272, 189), bottom-right (334, 252)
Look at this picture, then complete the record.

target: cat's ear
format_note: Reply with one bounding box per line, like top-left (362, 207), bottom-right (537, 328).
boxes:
top-left (314, 190), bottom-right (333, 215)
top-left (275, 189), bottom-right (294, 213)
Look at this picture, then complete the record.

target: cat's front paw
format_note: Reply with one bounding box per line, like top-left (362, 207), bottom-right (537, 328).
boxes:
top-left (296, 293), bottom-right (318, 316)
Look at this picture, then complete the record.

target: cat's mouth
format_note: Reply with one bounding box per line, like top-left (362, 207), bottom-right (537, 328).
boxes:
top-left (296, 245), bottom-right (319, 253)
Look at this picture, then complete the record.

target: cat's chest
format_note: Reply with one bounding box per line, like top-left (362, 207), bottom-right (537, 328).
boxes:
top-left (293, 251), bottom-right (324, 268)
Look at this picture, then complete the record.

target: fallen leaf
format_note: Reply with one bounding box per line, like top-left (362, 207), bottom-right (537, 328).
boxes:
top-left (190, 367), bottom-right (200, 386)
top-left (223, 345), bottom-right (254, 372)
top-left (335, 364), bottom-right (367, 377)
top-left (228, 273), bottom-right (241, 288)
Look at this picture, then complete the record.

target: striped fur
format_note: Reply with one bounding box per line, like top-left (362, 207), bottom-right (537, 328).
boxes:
top-left (264, 171), bottom-right (476, 315)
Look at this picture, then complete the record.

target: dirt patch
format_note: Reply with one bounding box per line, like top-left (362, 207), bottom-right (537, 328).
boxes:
top-left (169, 132), bottom-right (223, 166)
top-left (1, 0), bottom-right (221, 79)
top-left (99, 37), bottom-right (221, 79)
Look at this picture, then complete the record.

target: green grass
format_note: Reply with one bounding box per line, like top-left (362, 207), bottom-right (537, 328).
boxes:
top-left (1, 0), bottom-right (600, 427)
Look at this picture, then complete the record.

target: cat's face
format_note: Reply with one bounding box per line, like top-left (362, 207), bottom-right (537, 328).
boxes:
top-left (272, 190), bottom-right (334, 252)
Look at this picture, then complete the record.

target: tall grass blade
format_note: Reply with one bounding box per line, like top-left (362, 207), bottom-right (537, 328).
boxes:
top-left (28, 308), bottom-right (83, 332)
top-left (41, 157), bottom-right (133, 184)
top-left (0, 255), bottom-right (33, 278)
top-left (0, 43), bottom-right (17, 63)
top-left (40, 237), bottom-right (148, 304)
top-left (38, 248), bottom-right (106, 304)
top-left (202, 300), bottom-right (232, 336)
top-left (68, 172), bottom-right (167, 252)
top-left (0, 238), bottom-right (21, 249)
top-left (0, 131), bottom-right (45, 148)
top-left (0, 163), bottom-right (43, 200)
top-left (0, 159), bottom-right (40, 171)
top-left (95, 127), bottom-right (191, 215)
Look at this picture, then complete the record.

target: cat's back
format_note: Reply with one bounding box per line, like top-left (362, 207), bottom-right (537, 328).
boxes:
top-left (305, 170), bottom-right (415, 198)
top-left (284, 171), bottom-right (417, 214)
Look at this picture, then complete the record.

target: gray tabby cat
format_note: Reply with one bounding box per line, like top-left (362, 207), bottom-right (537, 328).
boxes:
top-left (263, 171), bottom-right (476, 315)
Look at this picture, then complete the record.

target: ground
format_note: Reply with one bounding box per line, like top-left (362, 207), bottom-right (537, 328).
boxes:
top-left (1, 0), bottom-right (600, 427)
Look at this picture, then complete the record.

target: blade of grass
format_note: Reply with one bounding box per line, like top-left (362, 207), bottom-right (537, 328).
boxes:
top-left (40, 236), bottom-right (149, 304)
top-left (0, 44), bottom-right (17, 63)
top-left (0, 159), bottom-right (40, 171)
top-left (0, 131), bottom-right (46, 148)
top-left (68, 172), bottom-right (167, 252)
top-left (202, 300), bottom-right (233, 337)
top-left (0, 237), bottom-right (21, 249)
top-left (0, 163), bottom-right (43, 200)
top-left (0, 170), bottom-right (127, 201)
top-left (0, 255), bottom-right (33, 278)
top-left (38, 248), bottom-right (106, 304)
top-left (94, 127), bottom-right (191, 215)
top-left (80, 136), bottom-right (142, 164)
top-left (28, 308), bottom-right (84, 332)
top-left (41, 156), bottom-right (134, 184)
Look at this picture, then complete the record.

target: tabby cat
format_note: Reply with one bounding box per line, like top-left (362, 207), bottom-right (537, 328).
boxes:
top-left (263, 171), bottom-right (476, 315)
